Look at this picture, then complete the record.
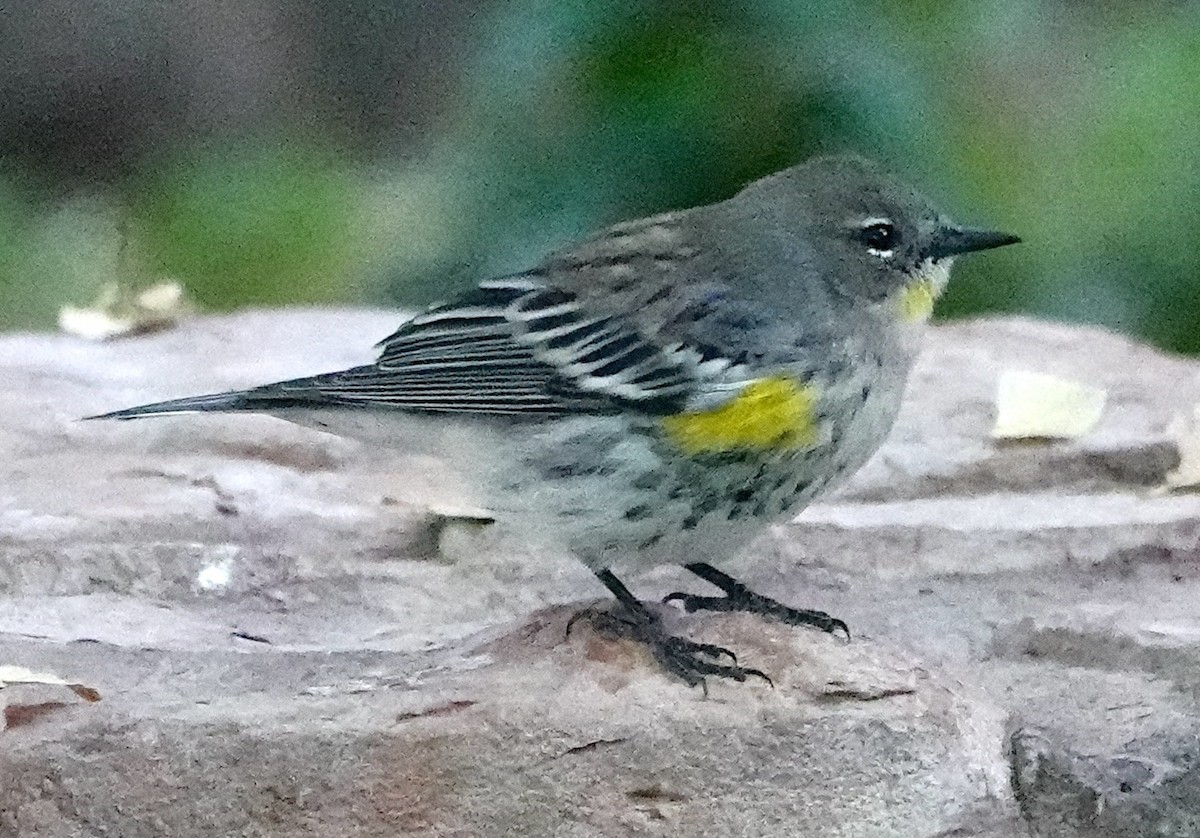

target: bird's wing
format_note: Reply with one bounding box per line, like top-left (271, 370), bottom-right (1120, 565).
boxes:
top-left (243, 275), bottom-right (705, 417)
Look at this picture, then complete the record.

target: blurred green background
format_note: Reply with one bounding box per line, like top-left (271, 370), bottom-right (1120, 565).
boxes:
top-left (1, 0), bottom-right (1198, 351)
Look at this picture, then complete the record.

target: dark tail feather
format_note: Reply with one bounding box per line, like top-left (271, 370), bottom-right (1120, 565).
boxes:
top-left (84, 390), bottom-right (254, 421)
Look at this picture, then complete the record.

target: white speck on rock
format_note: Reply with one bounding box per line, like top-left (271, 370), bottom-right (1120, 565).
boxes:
top-left (197, 556), bottom-right (233, 590)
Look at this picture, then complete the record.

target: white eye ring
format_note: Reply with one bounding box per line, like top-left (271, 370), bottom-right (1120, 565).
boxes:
top-left (859, 217), bottom-right (898, 259)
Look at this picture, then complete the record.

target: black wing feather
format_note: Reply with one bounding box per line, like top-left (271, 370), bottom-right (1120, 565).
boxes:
top-left (89, 276), bottom-right (703, 421)
top-left (236, 276), bottom-right (698, 416)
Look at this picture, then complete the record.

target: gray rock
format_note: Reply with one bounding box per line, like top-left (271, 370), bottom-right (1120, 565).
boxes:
top-left (1011, 726), bottom-right (1200, 838)
top-left (0, 607), bottom-right (1011, 838)
top-left (2, 310), bottom-right (1198, 837)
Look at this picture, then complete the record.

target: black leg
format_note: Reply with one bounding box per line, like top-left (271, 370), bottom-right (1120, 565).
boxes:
top-left (664, 562), bottom-right (850, 639)
top-left (567, 568), bottom-right (771, 689)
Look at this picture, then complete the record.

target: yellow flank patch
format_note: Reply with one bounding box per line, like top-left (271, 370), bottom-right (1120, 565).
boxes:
top-left (661, 376), bottom-right (819, 454)
top-left (898, 277), bottom-right (936, 322)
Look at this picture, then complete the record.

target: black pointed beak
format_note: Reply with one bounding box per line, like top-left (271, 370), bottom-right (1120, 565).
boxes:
top-left (928, 226), bottom-right (1021, 261)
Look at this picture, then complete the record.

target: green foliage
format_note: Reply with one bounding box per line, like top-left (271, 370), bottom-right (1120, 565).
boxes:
top-left (136, 140), bottom-right (362, 309)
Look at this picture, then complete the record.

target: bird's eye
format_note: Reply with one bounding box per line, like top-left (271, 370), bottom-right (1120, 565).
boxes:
top-left (860, 221), bottom-right (898, 254)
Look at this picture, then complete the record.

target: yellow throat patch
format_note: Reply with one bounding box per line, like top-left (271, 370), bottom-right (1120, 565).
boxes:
top-left (897, 259), bottom-right (951, 323)
top-left (898, 277), bottom-right (936, 322)
top-left (661, 376), bottom-right (819, 454)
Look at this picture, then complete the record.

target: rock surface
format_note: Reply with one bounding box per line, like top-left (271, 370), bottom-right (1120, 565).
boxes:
top-left (2, 310), bottom-right (1198, 837)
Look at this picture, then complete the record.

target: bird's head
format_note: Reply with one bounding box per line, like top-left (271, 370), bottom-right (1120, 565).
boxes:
top-left (735, 155), bottom-right (1020, 324)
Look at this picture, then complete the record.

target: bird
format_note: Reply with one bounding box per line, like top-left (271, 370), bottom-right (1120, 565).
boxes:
top-left (88, 155), bottom-right (1019, 686)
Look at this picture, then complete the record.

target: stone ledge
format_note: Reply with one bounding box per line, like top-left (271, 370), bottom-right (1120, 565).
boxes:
top-left (1, 609), bottom-right (1011, 838)
top-left (2, 310), bottom-right (1199, 837)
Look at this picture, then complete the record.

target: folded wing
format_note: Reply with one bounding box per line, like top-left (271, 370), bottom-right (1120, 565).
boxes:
top-left (90, 275), bottom-right (710, 421)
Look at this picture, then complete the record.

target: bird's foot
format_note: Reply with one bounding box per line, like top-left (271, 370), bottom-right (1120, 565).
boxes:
top-left (567, 603), bottom-right (771, 690)
top-left (665, 564), bottom-right (850, 639)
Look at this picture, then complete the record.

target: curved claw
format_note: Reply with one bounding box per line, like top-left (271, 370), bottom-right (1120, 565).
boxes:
top-left (666, 571), bottom-right (852, 641)
top-left (744, 667), bottom-right (773, 688)
top-left (668, 636), bottom-right (737, 665)
top-left (660, 649), bottom-right (772, 691)
top-left (568, 603), bottom-right (771, 689)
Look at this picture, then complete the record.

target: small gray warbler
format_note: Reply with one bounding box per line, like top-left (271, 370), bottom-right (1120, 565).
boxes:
top-left (90, 155), bottom-right (1019, 686)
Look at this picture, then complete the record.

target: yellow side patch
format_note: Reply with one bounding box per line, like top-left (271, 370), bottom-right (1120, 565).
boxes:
top-left (898, 277), bottom-right (936, 322)
top-left (661, 376), bottom-right (819, 454)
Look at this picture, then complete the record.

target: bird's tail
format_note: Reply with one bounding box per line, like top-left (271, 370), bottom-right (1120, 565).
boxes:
top-left (85, 390), bottom-right (254, 421)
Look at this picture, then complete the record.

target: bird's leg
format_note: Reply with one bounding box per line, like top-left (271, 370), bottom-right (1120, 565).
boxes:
top-left (664, 562), bottom-right (850, 639)
top-left (568, 568), bottom-right (770, 688)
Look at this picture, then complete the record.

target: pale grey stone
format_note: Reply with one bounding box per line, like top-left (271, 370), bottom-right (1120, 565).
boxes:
top-left (2, 310), bottom-right (1199, 837)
